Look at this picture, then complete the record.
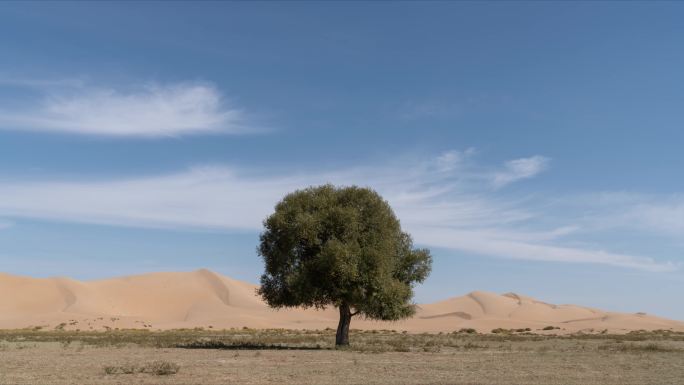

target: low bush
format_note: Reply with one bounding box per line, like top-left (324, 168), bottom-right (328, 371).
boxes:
top-left (103, 361), bottom-right (180, 375)
top-left (598, 342), bottom-right (678, 353)
top-left (146, 361), bottom-right (180, 375)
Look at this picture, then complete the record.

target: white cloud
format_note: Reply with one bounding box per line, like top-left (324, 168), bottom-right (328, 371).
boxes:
top-left (0, 150), bottom-right (677, 272)
top-left (627, 201), bottom-right (684, 237)
top-left (412, 228), bottom-right (675, 273)
top-left (0, 82), bottom-right (249, 137)
top-left (561, 192), bottom-right (684, 240)
top-left (435, 148), bottom-right (476, 172)
top-left (0, 167), bottom-right (283, 229)
top-left (492, 155), bottom-right (550, 188)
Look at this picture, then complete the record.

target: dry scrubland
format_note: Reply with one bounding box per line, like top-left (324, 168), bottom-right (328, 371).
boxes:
top-left (3, 270), bottom-right (684, 384)
top-left (1, 328), bottom-right (683, 385)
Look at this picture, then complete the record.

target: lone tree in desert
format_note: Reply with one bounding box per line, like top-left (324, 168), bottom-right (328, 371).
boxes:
top-left (257, 184), bottom-right (432, 346)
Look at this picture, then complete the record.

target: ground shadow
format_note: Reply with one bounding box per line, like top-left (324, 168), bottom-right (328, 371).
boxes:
top-left (176, 341), bottom-right (328, 350)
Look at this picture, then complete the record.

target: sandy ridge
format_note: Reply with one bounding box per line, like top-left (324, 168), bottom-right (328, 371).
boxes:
top-left (0, 269), bottom-right (682, 333)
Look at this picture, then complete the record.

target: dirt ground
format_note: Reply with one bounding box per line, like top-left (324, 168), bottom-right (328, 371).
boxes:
top-left (1, 330), bottom-right (683, 384)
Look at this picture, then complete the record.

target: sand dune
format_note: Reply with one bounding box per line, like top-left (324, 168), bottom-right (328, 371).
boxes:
top-left (0, 269), bottom-right (682, 333)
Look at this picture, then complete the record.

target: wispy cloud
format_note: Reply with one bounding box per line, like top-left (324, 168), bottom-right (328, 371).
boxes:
top-left (435, 148), bottom-right (476, 172)
top-left (0, 150), bottom-right (677, 272)
top-left (492, 156), bottom-right (550, 188)
top-left (569, 192), bottom-right (684, 240)
top-left (0, 81), bottom-right (251, 137)
top-left (413, 228), bottom-right (674, 273)
top-left (627, 200), bottom-right (684, 237)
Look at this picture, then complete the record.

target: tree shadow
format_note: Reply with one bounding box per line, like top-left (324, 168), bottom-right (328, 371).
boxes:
top-left (176, 341), bottom-right (328, 350)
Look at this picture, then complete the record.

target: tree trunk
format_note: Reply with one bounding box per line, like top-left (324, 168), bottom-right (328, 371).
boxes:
top-left (336, 303), bottom-right (352, 346)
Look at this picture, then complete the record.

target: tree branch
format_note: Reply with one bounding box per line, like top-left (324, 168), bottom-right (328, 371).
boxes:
top-left (350, 310), bottom-right (360, 316)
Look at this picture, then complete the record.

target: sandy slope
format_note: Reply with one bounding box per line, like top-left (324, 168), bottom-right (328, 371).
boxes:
top-left (0, 269), bottom-right (681, 333)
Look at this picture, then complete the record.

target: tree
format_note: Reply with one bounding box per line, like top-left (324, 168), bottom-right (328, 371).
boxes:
top-left (257, 184), bottom-right (432, 346)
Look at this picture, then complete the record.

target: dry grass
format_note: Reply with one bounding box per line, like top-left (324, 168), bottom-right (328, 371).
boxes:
top-left (103, 361), bottom-right (180, 375)
top-left (0, 329), bottom-right (683, 384)
top-left (597, 341), bottom-right (680, 353)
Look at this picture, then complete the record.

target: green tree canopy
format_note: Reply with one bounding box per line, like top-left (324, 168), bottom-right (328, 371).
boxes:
top-left (257, 184), bottom-right (432, 345)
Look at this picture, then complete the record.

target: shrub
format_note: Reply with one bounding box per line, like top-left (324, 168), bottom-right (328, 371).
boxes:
top-left (146, 361), bottom-right (180, 375)
top-left (598, 342), bottom-right (678, 353)
top-left (463, 342), bottom-right (488, 350)
top-left (103, 361), bottom-right (179, 375)
top-left (103, 364), bottom-right (138, 375)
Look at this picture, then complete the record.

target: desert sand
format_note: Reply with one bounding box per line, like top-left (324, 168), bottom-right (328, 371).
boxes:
top-left (1, 269), bottom-right (682, 333)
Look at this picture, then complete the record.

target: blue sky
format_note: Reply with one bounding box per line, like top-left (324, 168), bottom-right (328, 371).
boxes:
top-left (1, 2), bottom-right (683, 319)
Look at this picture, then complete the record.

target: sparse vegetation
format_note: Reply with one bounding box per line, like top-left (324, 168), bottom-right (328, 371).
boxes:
top-left (598, 342), bottom-right (680, 353)
top-left (462, 341), bottom-right (488, 350)
top-left (489, 327), bottom-right (532, 334)
top-left (147, 361), bottom-right (181, 375)
top-left (103, 361), bottom-right (180, 375)
top-left (1, 329), bottom-right (682, 384)
top-left (1, 328), bottom-right (682, 352)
